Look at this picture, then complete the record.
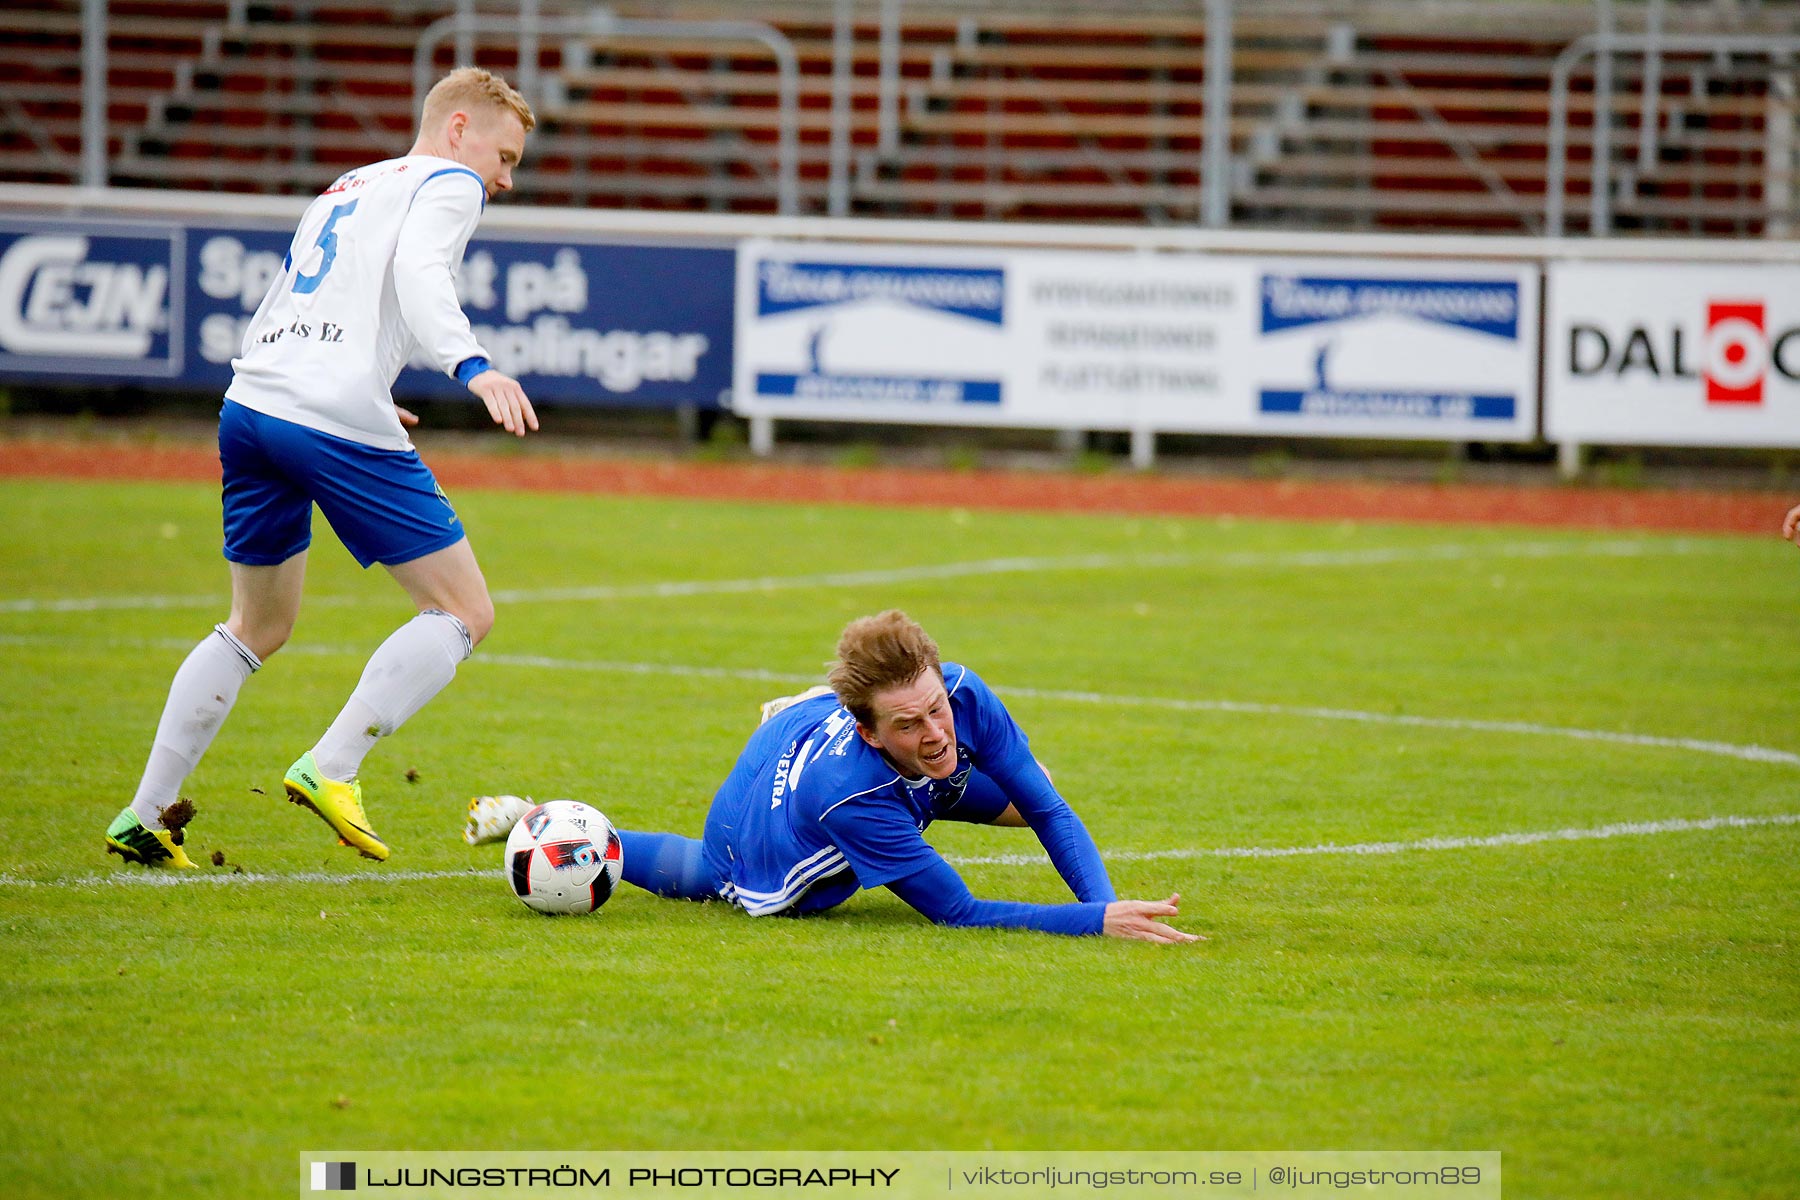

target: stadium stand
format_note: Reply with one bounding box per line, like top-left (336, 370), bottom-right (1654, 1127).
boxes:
top-left (1, 0), bottom-right (1795, 234)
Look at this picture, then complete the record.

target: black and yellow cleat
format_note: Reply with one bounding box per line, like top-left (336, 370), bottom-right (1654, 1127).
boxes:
top-left (105, 804), bottom-right (198, 869)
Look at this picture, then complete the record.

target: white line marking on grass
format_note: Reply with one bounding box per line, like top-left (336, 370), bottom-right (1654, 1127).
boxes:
top-left (5, 813), bottom-right (1793, 889)
top-left (0, 593), bottom-right (221, 614)
top-left (0, 537), bottom-right (1726, 614)
top-left (0, 868), bottom-right (498, 888)
top-left (2, 632), bottom-right (1794, 768)
top-left (477, 651), bottom-right (817, 688)
top-left (995, 685), bottom-right (1800, 767)
top-left (950, 812), bottom-right (1800, 866)
top-left (484, 539), bottom-right (1713, 604)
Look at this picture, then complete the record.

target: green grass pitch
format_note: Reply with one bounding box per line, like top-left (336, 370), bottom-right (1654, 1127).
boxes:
top-left (0, 475), bottom-right (1795, 1198)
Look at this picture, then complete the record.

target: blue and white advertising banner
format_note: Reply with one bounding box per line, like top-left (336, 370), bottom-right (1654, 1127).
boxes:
top-left (1250, 259), bottom-right (1539, 441)
top-left (733, 240), bottom-right (1258, 430)
top-left (0, 216), bottom-right (733, 409)
top-left (1546, 261), bottom-right (1800, 447)
top-left (734, 241), bottom-right (1538, 439)
top-left (734, 241), bottom-right (1019, 423)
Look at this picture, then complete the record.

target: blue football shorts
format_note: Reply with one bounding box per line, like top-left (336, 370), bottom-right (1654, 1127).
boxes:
top-left (218, 400), bottom-right (466, 569)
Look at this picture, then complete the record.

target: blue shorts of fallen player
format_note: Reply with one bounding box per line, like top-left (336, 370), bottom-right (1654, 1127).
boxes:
top-left (218, 400), bottom-right (465, 569)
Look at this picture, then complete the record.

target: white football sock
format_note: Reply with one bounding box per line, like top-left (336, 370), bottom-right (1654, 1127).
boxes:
top-left (130, 625), bottom-right (262, 828)
top-left (310, 609), bottom-right (472, 782)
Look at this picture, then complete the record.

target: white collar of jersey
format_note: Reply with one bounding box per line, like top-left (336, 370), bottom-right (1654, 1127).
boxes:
top-left (881, 747), bottom-right (967, 789)
top-left (877, 747), bottom-right (928, 787)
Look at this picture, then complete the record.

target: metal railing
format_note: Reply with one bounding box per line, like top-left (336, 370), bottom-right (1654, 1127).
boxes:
top-left (1546, 31), bottom-right (1800, 236)
top-left (33, 0), bottom-right (1800, 231)
top-left (413, 7), bottom-right (801, 215)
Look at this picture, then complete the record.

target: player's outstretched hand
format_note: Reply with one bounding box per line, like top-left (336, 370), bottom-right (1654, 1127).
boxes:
top-left (468, 369), bottom-right (539, 437)
top-left (1103, 893), bottom-right (1204, 943)
top-left (394, 404), bottom-right (420, 428)
top-left (1784, 503), bottom-right (1800, 546)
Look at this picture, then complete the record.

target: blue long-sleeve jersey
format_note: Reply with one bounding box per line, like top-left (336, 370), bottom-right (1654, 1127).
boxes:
top-left (698, 664), bottom-right (1116, 935)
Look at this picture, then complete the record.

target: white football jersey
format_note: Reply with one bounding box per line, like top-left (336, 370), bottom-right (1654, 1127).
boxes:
top-left (225, 155), bottom-right (491, 450)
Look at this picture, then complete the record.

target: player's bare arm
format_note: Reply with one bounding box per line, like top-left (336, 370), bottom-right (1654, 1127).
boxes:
top-left (1784, 503), bottom-right (1800, 545)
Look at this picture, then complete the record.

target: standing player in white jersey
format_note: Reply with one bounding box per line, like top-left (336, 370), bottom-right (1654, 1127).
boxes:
top-left (105, 68), bottom-right (537, 868)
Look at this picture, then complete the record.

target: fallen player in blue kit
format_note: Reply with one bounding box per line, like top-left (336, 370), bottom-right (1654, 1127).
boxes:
top-left (468, 610), bottom-right (1199, 942)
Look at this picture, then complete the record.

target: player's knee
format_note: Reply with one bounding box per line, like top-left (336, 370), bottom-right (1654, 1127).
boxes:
top-left (457, 596), bottom-right (495, 646)
top-left (229, 616), bottom-right (293, 660)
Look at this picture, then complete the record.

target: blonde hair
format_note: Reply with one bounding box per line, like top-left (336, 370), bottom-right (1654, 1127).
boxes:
top-left (419, 67), bottom-right (536, 135)
top-left (828, 610), bottom-right (942, 726)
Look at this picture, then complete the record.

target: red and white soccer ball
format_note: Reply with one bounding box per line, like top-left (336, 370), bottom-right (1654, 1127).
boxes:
top-left (504, 800), bottom-right (623, 915)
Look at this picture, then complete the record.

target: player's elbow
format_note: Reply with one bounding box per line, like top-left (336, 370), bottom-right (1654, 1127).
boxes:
top-left (923, 892), bottom-right (979, 928)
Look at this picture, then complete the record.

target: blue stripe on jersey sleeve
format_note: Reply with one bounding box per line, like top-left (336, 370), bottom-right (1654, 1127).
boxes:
top-left (408, 164), bottom-right (489, 213)
top-left (415, 165), bottom-right (487, 211)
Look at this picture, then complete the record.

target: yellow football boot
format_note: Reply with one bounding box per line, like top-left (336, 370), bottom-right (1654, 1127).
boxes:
top-left (283, 751), bottom-right (389, 861)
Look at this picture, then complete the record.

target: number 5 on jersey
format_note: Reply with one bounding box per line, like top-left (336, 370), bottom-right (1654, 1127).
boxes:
top-left (293, 199), bottom-right (358, 295)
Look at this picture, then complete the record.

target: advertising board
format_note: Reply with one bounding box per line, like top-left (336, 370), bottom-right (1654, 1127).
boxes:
top-left (734, 241), bottom-right (1539, 441)
top-left (1546, 261), bottom-right (1800, 447)
top-left (0, 217), bottom-right (733, 409)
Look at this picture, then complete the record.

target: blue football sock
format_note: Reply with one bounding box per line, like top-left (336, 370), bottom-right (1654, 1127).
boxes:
top-left (619, 830), bottom-right (716, 900)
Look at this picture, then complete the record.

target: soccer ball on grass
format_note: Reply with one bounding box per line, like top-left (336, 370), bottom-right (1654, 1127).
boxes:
top-left (504, 800), bottom-right (623, 915)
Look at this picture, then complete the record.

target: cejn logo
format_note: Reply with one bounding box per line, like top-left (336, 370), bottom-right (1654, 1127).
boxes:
top-left (1704, 300), bottom-right (1766, 405)
top-left (0, 233), bottom-right (171, 360)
